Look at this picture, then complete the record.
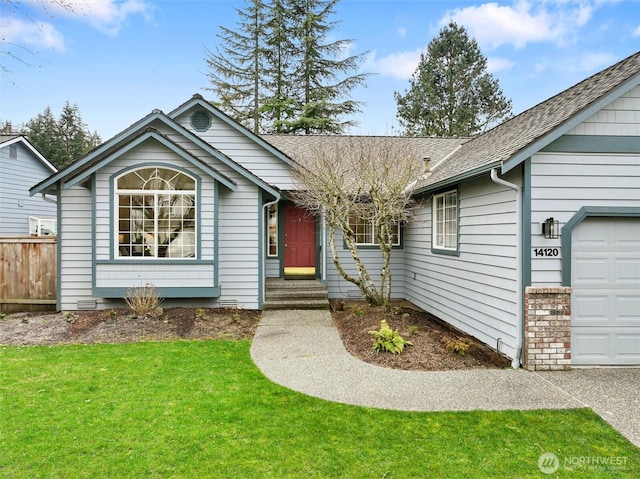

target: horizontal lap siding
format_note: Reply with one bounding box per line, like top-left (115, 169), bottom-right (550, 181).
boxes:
top-left (0, 144), bottom-right (57, 235)
top-left (173, 112), bottom-right (297, 190)
top-left (59, 187), bottom-right (94, 310)
top-left (217, 185), bottom-right (260, 308)
top-left (96, 263), bottom-right (214, 287)
top-left (405, 176), bottom-right (520, 360)
top-left (324, 228), bottom-right (405, 299)
top-left (569, 85), bottom-right (640, 136)
top-left (530, 153), bottom-right (640, 285)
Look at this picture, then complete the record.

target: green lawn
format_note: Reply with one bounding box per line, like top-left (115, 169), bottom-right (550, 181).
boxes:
top-left (1, 341), bottom-right (638, 478)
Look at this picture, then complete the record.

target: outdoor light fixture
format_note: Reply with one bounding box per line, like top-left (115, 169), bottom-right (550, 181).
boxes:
top-left (542, 217), bottom-right (559, 239)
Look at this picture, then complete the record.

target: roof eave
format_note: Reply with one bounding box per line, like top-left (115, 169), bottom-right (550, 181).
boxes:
top-left (413, 161), bottom-right (501, 196)
top-left (503, 70), bottom-right (640, 173)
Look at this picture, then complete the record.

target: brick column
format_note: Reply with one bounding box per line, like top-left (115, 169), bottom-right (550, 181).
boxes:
top-left (524, 287), bottom-right (572, 371)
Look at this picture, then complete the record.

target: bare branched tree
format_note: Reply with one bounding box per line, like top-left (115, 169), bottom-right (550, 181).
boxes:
top-left (291, 137), bottom-right (424, 306)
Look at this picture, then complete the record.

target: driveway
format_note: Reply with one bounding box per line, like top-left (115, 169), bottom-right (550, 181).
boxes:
top-left (536, 368), bottom-right (640, 448)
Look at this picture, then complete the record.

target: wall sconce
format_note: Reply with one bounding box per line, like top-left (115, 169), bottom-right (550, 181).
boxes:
top-left (542, 217), bottom-right (559, 239)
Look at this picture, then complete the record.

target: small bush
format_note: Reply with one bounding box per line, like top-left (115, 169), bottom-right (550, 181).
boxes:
top-left (441, 336), bottom-right (472, 356)
top-left (369, 320), bottom-right (412, 354)
top-left (124, 283), bottom-right (163, 317)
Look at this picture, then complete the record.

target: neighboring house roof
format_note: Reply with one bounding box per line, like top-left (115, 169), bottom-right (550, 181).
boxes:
top-left (262, 134), bottom-right (467, 169)
top-left (30, 109), bottom-right (281, 199)
top-left (1, 135), bottom-right (57, 173)
top-left (415, 50), bottom-right (640, 193)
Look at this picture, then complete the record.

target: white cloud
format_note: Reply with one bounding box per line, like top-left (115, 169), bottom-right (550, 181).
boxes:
top-left (367, 48), bottom-right (423, 80)
top-left (633, 25), bottom-right (640, 37)
top-left (0, 16), bottom-right (65, 51)
top-left (397, 26), bottom-right (407, 38)
top-left (27, 0), bottom-right (153, 36)
top-left (531, 51), bottom-right (617, 75)
top-left (487, 56), bottom-right (515, 73)
top-left (440, 0), bottom-right (598, 50)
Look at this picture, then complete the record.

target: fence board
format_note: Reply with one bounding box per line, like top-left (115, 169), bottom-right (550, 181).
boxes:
top-left (0, 236), bottom-right (57, 312)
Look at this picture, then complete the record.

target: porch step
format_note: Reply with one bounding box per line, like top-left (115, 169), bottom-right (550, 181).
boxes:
top-left (264, 279), bottom-right (329, 310)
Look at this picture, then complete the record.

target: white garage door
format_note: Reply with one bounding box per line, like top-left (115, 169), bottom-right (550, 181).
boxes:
top-left (571, 217), bottom-right (640, 365)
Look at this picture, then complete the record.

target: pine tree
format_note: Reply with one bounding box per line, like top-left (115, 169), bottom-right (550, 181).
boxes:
top-left (205, 0), bottom-right (268, 134)
top-left (394, 21), bottom-right (512, 137)
top-left (26, 107), bottom-right (62, 165)
top-left (206, 0), bottom-right (370, 135)
top-left (25, 103), bottom-right (101, 169)
top-left (281, 0), bottom-right (370, 134)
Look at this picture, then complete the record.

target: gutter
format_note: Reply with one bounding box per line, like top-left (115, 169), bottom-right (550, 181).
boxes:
top-left (41, 193), bottom-right (57, 204)
top-left (490, 168), bottom-right (522, 369)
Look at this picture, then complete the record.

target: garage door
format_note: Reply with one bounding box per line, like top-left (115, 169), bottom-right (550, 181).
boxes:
top-left (571, 217), bottom-right (640, 365)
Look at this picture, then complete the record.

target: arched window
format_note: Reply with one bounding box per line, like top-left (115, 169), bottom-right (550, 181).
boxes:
top-left (116, 167), bottom-right (196, 258)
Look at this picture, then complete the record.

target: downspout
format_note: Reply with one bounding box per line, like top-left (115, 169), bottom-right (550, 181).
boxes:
top-left (490, 168), bottom-right (522, 369)
top-left (262, 197), bottom-right (280, 306)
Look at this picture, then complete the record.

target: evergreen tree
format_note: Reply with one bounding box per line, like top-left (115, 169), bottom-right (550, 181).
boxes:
top-left (25, 102), bottom-right (101, 169)
top-left (260, 0), bottom-right (298, 133)
top-left (394, 21), bottom-right (512, 137)
top-left (282, 0), bottom-right (370, 134)
top-left (205, 0), bottom-right (268, 134)
top-left (25, 106), bottom-right (61, 164)
top-left (206, 0), bottom-right (370, 135)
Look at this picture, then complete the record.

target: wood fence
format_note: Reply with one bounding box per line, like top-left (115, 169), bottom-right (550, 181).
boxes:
top-left (0, 236), bottom-right (57, 312)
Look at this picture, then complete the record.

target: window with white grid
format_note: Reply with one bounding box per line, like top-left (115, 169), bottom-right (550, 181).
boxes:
top-left (115, 167), bottom-right (197, 259)
top-left (433, 190), bottom-right (458, 251)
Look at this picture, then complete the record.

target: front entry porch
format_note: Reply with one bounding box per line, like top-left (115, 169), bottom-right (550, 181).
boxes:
top-left (263, 278), bottom-right (329, 310)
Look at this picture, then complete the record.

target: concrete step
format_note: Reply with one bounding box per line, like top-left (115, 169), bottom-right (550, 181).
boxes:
top-left (262, 298), bottom-right (330, 310)
top-left (266, 289), bottom-right (328, 300)
top-left (264, 278), bottom-right (330, 310)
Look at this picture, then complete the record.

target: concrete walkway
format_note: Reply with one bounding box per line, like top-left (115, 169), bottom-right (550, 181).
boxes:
top-left (251, 309), bottom-right (640, 448)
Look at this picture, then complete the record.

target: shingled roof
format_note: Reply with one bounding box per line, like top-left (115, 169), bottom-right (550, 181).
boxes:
top-left (262, 134), bottom-right (466, 169)
top-left (414, 50), bottom-right (640, 193)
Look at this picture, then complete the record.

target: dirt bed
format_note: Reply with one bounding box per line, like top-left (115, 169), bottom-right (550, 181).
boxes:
top-left (1, 304), bottom-right (510, 371)
top-left (0, 308), bottom-right (260, 345)
top-left (332, 302), bottom-right (511, 371)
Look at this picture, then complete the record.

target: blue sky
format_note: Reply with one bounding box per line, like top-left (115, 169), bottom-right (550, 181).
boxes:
top-left (1, 0), bottom-right (639, 140)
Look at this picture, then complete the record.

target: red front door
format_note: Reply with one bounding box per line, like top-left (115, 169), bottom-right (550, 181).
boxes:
top-left (284, 205), bottom-right (316, 269)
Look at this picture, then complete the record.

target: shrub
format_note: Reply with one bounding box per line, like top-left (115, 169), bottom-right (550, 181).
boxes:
top-left (441, 336), bottom-right (472, 356)
top-left (369, 320), bottom-right (412, 354)
top-left (124, 283), bottom-right (163, 317)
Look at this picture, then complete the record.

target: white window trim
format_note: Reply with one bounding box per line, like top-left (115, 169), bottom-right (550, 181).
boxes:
top-left (267, 204), bottom-right (278, 258)
top-left (432, 189), bottom-right (458, 252)
top-left (349, 216), bottom-right (401, 247)
top-left (114, 167), bottom-right (197, 260)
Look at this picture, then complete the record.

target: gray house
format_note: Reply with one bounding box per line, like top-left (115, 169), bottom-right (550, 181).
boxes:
top-left (1, 135), bottom-right (57, 235)
top-left (32, 51), bottom-right (640, 369)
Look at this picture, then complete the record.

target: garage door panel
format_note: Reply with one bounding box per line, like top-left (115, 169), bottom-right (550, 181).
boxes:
top-left (615, 257), bottom-right (640, 284)
top-left (616, 296), bottom-right (640, 321)
top-left (573, 293), bottom-right (609, 322)
top-left (573, 328), bottom-right (640, 365)
top-left (571, 217), bottom-right (640, 366)
top-left (573, 257), bottom-right (609, 285)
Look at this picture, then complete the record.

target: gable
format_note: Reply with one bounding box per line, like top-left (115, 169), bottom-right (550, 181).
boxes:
top-left (414, 51), bottom-right (640, 195)
top-left (31, 110), bottom-right (281, 200)
top-left (169, 96), bottom-right (298, 191)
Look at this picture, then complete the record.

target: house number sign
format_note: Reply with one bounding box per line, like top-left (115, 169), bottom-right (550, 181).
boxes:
top-left (532, 247), bottom-right (560, 258)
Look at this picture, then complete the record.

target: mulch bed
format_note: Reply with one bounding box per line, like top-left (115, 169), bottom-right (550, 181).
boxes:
top-left (2, 303), bottom-right (510, 371)
top-left (331, 301), bottom-right (511, 371)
